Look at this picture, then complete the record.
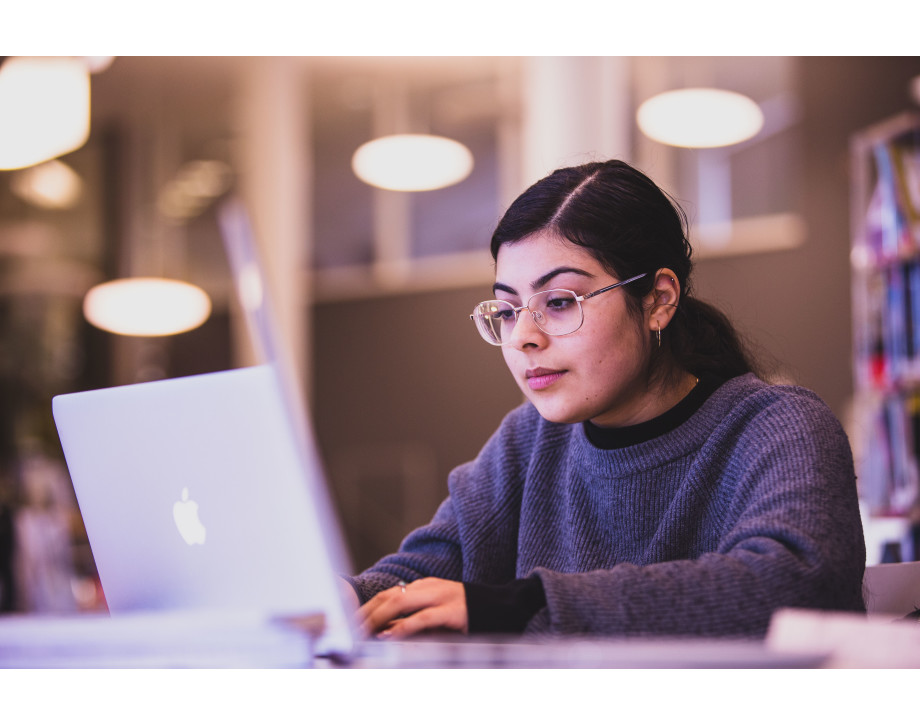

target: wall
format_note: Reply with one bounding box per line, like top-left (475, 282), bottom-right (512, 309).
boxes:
top-left (313, 285), bottom-right (522, 572)
top-left (692, 57), bottom-right (920, 423)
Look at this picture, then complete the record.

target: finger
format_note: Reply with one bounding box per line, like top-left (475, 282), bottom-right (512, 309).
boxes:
top-left (357, 583), bottom-right (410, 624)
top-left (379, 604), bottom-right (466, 640)
top-left (358, 583), bottom-right (416, 634)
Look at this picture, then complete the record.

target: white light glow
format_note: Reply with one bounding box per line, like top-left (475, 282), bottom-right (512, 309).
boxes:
top-left (82, 56), bottom-right (115, 74)
top-left (84, 278), bottom-right (212, 337)
top-left (637, 88), bottom-right (764, 149)
top-left (352, 134), bottom-right (474, 191)
top-left (238, 263), bottom-right (264, 312)
top-left (0, 57), bottom-right (91, 170)
top-left (10, 159), bottom-right (84, 209)
top-left (158, 159), bottom-right (233, 219)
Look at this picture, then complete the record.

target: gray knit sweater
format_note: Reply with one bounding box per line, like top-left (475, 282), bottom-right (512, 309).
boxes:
top-left (349, 374), bottom-right (867, 637)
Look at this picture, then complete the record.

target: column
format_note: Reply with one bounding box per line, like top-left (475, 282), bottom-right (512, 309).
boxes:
top-left (520, 56), bottom-right (633, 188)
top-left (233, 57), bottom-right (312, 404)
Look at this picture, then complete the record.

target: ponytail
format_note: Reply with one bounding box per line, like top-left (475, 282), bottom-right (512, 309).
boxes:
top-left (667, 297), bottom-right (759, 380)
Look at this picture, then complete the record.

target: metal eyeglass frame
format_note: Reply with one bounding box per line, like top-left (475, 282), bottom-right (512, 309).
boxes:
top-left (471, 272), bottom-right (648, 346)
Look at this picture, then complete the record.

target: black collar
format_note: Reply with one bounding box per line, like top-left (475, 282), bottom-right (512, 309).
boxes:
top-left (583, 374), bottom-right (724, 450)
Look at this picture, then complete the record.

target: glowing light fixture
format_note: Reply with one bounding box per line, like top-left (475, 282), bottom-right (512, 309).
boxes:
top-left (83, 278), bottom-right (212, 337)
top-left (637, 88), bottom-right (764, 149)
top-left (158, 159), bottom-right (233, 219)
top-left (82, 56), bottom-right (115, 74)
top-left (10, 159), bottom-right (84, 209)
top-left (0, 57), bottom-right (91, 170)
top-left (352, 134), bottom-right (474, 191)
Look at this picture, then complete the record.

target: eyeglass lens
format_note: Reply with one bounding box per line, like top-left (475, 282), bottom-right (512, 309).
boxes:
top-left (473, 290), bottom-right (583, 345)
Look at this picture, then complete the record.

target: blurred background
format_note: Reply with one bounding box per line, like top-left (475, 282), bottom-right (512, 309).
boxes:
top-left (1, 55), bottom-right (919, 616)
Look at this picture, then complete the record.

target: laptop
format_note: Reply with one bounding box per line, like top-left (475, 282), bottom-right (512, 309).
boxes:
top-left (51, 364), bottom-right (355, 658)
top-left (49, 198), bottom-right (356, 659)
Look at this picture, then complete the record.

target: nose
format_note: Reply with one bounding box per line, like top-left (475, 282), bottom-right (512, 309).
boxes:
top-left (507, 306), bottom-right (548, 349)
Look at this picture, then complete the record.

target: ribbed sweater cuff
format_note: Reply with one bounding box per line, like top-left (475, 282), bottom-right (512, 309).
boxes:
top-left (464, 577), bottom-right (547, 634)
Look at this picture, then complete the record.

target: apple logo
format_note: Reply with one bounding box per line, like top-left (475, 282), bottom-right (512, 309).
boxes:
top-left (173, 487), bottom-right (207, 545)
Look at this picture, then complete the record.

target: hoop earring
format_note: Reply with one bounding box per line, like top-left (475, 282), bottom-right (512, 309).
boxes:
top-left (656, 321), bottom-right (661, 348)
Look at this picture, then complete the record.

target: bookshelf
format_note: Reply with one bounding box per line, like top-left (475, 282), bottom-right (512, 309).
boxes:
top-left (851, 111), bottom-right (920, 563)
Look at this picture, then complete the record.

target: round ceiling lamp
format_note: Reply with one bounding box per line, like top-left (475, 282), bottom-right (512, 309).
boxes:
top-left (10, 159), bottom-right (84, 209)
top-left (352, 134), bottom-right (474, 191)
top-left (0, 56), bottom-right (91, 170)
top-left (83, 278), bottom-right (212, 337)
top-left (637, 88), bottom-right (764, 149)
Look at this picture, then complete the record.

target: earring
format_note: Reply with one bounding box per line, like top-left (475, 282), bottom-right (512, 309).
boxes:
top-left (656, 321), bottom-right (661, 348)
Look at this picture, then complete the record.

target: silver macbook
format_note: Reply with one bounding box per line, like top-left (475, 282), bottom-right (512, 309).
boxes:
top-left (52, 363), bottom-right (355, 656)
top-left (50, 197), bottom-right (356, 658)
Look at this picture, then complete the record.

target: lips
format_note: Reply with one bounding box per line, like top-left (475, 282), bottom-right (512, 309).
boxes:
top-left (525, 367), bottom-right (567, 391)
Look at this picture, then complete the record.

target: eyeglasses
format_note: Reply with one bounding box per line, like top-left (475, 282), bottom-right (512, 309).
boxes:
top-left (470, 273), bottom-right (647, 346)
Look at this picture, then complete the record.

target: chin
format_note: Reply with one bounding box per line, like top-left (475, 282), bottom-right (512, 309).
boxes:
top-left (529, 400), bottom-right (587, 426)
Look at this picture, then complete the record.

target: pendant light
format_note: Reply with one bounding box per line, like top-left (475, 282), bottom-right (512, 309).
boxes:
top-left (83, 278), bottom-right (211, 336)
top-left (0, 57), bottom-right (91, 170)
top-left (352, 133), bottom-right (473, 191)
top-left (10, 159), bottom-right (84, 209)
top-left (83, 100), bottom-right (213, 338)
top-left (637, 88), bottom-right (764, 149)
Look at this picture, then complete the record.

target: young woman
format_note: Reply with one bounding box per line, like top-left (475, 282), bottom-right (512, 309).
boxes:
top-left (343, 159), bottom-right (866, 639)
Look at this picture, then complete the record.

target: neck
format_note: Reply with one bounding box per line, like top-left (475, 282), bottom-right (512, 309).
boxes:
top-left (590, 369), bottom-right (699, 429)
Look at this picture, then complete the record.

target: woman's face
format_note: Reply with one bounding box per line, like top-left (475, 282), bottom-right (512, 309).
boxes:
top-left (495, 232), bottom-right (661, 427)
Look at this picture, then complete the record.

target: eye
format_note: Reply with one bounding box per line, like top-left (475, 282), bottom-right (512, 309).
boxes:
top-left (492, 308), bottom-right (515, 321)
top-left (544, 294), bottom-right (576, 311)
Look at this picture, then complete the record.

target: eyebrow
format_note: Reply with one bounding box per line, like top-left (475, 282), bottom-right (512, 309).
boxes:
top-left (493, 266), bottom-right (594, 297)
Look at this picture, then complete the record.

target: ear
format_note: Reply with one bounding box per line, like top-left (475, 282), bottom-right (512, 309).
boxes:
top-left (644, 268), bottom-right (681, 333)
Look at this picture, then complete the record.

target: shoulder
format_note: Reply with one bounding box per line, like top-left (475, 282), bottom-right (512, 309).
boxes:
top-left (708, 374), bottom-right (852, 456)
top-left (710, 373), bottom-right (835, 420)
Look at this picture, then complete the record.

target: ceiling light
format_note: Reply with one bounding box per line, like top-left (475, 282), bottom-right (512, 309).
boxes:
top-left (637, 88), bottom-right (764, 149)
top-left (10, 159), bottom-right (83, 209)
top-left (82, 56), bottom-right (115, 74)
top-left (352, 134), bottom-right (474, 191)
top-left (158, 159), bottom-right (233, 219)
top-left (0, 57), bottom-right (91, 170)
top-left (83, 278), bottom-right (212, 337)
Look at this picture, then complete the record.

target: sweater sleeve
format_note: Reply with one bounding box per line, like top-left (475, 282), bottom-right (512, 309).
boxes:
top-left (345, 494), bottom-right (465, 605)
top-left (527, 389), bottom-right (867, 638)
top-left (347, 404), bottom-right (540, 606)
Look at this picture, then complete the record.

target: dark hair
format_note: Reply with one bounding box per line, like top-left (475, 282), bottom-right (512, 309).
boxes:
top-left (490, 159), bottom-right (758, 383)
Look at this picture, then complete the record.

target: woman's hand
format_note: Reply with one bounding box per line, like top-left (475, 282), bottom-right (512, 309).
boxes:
top-left (357, 578), bottom-right (468, 639)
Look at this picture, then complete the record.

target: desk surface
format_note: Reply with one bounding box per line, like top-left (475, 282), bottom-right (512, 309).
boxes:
top-left (0, 610), bottom-right (833, 669)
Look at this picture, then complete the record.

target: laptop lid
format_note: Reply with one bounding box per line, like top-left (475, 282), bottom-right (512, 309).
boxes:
top-left (51, 198), bottom-right (357, 656)
top-left (52, 364), bottom-right (354, 655)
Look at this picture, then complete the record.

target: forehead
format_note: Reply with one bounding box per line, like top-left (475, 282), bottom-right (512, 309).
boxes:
top-left (494, 233), bottom-right (602, 284)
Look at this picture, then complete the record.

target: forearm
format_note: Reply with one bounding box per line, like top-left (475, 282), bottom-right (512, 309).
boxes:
top-left (529, 539), bottom-right (864, 638)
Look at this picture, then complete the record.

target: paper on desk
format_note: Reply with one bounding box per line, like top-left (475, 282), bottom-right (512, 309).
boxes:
top-left (767, 608), bottom-right (920, 668)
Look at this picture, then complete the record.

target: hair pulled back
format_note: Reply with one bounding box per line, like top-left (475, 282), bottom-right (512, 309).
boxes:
top-left (490, 159), bottom-right (756, 382)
